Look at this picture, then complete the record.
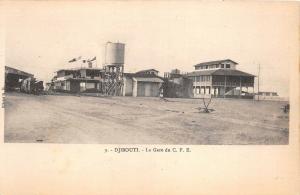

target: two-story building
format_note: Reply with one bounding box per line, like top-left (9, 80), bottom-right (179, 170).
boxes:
top-left (187, 59), bottom-right (255, 99)
top-left (52, 68), bottom-right (105, 93)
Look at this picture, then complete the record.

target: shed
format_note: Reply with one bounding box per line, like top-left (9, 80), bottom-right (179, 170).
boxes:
top-left (123, 73), bottom-right (164, 97)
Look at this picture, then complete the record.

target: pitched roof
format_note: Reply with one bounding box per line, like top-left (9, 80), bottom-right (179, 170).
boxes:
top-left (194, 59), bottom-right (238, 67)
top-left (124, 72), bottom-right (163, 79)
top-left (187, 69), bottom-right (255, 77)
top-left (136, 69), bottom-right (159, 73)
top-left (5, 66), bottom-right (34, 77)
top-left (133, 77), bottom-right (163, 83)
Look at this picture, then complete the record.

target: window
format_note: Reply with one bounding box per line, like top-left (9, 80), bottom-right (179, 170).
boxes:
top-left (196, 76), bottom-right (200, 82)
top-left (86, 83), bottom-right (95, 89)
top-left (216, 64), bottom-right (220, 68)
top-left (205, 65), bottom-right (208, 69)
top-left (80, 82), bottom-right (85, 87)
top-left (80, 82), bottom-right (85, 91)
top-left (226, 64), bottom-right (230, 68)
top-left (221, 64), bottom-right (224, 68)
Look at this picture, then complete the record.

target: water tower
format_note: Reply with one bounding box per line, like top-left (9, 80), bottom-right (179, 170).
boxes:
top-left (103, 42), bottom-right (125, 96)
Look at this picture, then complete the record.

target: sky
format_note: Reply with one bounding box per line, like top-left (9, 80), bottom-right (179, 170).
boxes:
top-left (3, 1), bottom-right (299, 97)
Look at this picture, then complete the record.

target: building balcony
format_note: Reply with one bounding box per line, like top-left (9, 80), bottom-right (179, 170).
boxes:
top-left (193, 81), bottom-right (212, 86)
top-left (212, 82), bottom-right (254, 87)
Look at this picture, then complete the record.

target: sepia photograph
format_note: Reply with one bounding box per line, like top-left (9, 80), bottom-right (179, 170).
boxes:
top-left (1, 1), bottom-right (299, 195)
top-left (3, 1), bottom-right (293, 145)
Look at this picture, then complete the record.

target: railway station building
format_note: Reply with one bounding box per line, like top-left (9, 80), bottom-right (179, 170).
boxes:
top-left (186, 59), bottom-right (255, 99)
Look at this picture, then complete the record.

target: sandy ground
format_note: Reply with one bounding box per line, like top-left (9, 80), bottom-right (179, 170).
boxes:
top-left (4, 92), bottom-right (289, 144)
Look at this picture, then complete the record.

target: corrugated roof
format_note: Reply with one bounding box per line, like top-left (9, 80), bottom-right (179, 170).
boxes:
top-left (187, 69), bottom-right (255, 77)
top-left (136, 69), bottom-right (159, 73)
top-left (124, 73), bottom-right (164, 79)
top-left (194, 59), bottom-right (238, 67)
top-left (133, 77), bottom-right (164, 83)
top-left (5, 66), bottom-right (34, 77)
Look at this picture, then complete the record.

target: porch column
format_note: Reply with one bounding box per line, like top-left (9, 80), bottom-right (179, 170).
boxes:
top-left (211, 87), bottom-right (215, 96)
top-left (132, 78), bottom-right (138, 97)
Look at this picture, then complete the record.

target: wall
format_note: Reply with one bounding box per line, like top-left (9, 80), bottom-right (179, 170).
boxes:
top-left (80, 69), bottom-right (86, 78)
top-left (57, 71), bottom-right (65, 77)
top-left (70, 81), bottom-right (80, 93)
top-left (254, 95), bottom-right (289, 101)
top-left (86, 83), bottom-right (95, 89)
top-left (195, 61), bottom-right (237, 70)
top-left (137, 82), bottom-right (160, 97)
top-left (163, 77), bottom-right (193, 98)
top-left (124, 77), bottom-right (133, 96)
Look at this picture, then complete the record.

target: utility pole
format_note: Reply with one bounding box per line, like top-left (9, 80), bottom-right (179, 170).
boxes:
top-left (257, 63), bottom-right (260, 101)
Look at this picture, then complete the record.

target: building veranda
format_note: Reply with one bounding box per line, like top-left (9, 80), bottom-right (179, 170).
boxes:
top-left (187, 59), bottom-right (255, 99)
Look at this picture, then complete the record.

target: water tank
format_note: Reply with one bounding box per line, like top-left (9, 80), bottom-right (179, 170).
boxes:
top-left (105, 42), bottom-right (125, 65)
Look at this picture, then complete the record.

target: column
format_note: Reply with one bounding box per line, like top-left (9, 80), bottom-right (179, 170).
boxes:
top-left (132, 78), bottom-right (138, 97)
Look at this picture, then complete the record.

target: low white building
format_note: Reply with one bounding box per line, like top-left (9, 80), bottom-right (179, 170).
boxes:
top-left (123, 72), bottom-right (164, 97)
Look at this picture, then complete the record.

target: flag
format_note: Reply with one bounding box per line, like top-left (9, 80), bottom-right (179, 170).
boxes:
top-left (68, 56), bottom-right (82, 63)
top-left (68, 58), bottom-right (76, 63)
top-left (90, 56), bottom-right (96, 61)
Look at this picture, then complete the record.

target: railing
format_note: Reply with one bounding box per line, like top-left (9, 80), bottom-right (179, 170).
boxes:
top-left (193, 81), bottom-right (212, 85)
top-left (212, 82), bottom-right (254, 87)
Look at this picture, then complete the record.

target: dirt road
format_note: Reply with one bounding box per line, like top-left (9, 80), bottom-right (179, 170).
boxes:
top-left (4, 92), bottom-right (289, 144)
